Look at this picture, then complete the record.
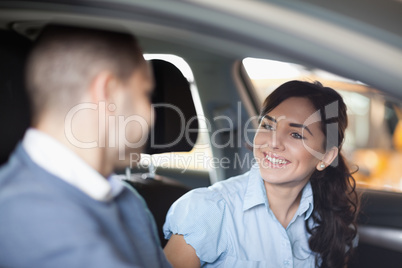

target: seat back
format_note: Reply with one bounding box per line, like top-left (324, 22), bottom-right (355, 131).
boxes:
top-left (0, 31), bottom-right (31, 166)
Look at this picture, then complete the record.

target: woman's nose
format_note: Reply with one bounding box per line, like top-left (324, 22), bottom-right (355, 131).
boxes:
top-left (268, 129), bottom-right (285, 151)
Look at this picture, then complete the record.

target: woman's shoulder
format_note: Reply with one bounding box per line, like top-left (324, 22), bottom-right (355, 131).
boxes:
top-left (189, 169), bottom-right (252, 202)
top-left (172, 170), bottom-right (255, 221)
top-left (163, 181), bottom-right (232, 247)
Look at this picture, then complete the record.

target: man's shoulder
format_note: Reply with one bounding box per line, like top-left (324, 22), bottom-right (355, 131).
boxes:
top-left (0, 151), bottom-right (104, 265)
top-left (0, 163), bottom-right (85, 222)
top-left (0, 147), bottom-right (63, 200)
top-left (0, 147), bottom-right (45, 196)
top-left (0, 147), bottom-right (96, 224)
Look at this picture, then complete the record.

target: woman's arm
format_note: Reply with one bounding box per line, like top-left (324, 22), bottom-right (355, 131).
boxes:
top-left (164, 234), bottom-right (200, 268)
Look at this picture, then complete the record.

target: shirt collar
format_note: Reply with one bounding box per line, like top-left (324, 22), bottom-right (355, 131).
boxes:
top-left (242, 163), bottom-right (314, 220)
top-left (299, 181), bottom-right (314, 220)
top-left (22, 128), bottom-right (124, 202)
top-left (243, 163), bottom-right (266, 211)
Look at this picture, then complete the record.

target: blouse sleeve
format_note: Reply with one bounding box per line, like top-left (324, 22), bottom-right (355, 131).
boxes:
top-left (163, 188), bottom-right (228, 264)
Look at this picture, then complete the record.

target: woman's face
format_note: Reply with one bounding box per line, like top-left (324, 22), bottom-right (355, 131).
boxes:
top-left (253, 97), bottom-right (326, 187)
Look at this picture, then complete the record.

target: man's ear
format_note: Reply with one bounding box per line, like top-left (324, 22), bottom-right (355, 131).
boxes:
top-left (89, 71), bottom-right (117, 103)
top-left (316, 146), bottom-right (339, 171)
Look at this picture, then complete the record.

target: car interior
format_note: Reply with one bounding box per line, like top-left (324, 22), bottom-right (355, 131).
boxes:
top-left (0, 0), bottom-right (401, 267)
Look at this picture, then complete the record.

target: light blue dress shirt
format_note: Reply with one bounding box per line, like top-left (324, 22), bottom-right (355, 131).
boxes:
top-left (163, 164), bottom-right (317, 267)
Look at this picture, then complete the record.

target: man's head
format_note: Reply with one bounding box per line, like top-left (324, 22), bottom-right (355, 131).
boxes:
top-left (26, 24), bottom-right (145, 120)
top-left (26, 24), bottom-right (153, 174)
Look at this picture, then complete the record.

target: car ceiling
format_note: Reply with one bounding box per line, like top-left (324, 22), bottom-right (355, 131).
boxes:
top-left (295, 0), bottom-right (402, 38)
top-left (0, 0), bottom-right (401, 98)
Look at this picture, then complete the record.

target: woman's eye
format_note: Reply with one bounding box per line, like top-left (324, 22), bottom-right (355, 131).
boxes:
top-left (291, 132), bottom-right (304, 139)
top-left (261, 123), bottom-right (275, 130)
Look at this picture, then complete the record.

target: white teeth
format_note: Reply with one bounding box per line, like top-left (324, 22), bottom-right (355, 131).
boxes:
top-left (266, 156), bottom-right (287, 164)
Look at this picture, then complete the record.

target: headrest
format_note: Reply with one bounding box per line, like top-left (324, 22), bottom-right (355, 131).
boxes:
top-left (145, 59), bottom-right (198, 154)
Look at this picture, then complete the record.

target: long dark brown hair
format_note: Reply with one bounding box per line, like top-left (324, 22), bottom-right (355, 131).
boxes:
top-left (260, 80), bottom-right (359, 268)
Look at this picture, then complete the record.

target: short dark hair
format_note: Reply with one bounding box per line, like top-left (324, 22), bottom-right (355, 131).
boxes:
top-left (26, 24), bottom-right (144, 122)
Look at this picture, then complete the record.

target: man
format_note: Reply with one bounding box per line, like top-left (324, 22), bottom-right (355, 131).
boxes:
top-left (0, 25), bottom-right (171, 267)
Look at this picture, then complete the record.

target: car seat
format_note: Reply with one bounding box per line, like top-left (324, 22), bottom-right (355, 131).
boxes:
top-left (0, 30), bottom-right (31, 166)
top-left (121, 59), bottom-right (200, 247)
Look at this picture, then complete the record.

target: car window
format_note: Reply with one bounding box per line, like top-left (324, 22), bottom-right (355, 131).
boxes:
top-left (242, 57), bottom-right (402, 193)
top-left (138, 54), bottom-right (213, 187)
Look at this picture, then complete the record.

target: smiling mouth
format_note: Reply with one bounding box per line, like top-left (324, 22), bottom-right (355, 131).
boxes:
top-left (263, 152), bottom-right (291, 168)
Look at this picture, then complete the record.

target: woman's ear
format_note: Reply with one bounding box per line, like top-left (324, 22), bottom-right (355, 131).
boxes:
top-left (316, 146), bottom-right (339, 171)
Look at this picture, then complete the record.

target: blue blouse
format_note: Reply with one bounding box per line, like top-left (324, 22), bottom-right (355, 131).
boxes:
top-left (163, 164), bottom-right (317, 268)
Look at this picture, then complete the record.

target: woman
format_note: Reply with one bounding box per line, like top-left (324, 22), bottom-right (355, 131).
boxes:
top-left (163, 80), bottom-right (359, 268)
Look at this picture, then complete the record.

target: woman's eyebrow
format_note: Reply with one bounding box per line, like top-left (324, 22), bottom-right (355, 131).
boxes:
top-left (263, 115), bottom-right (313, 136)
top-left (264, 115), bottom-right (276, 123)
top-left (289, 123), bottom-right (313, 136)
